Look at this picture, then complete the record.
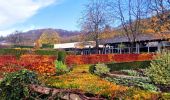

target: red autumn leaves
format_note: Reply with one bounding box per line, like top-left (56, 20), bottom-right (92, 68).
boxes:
top-left (0, 53), bottom-right (154, 75)
top-left (66, 54), bottom-right (154, 65)
top-left (0, 55), bottom-right (56, 75)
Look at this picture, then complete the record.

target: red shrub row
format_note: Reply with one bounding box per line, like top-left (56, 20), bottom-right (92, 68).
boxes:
top-left (66, 54), bottom-right (154, 65)
top-left (0, 55), bottom-right (56, 75)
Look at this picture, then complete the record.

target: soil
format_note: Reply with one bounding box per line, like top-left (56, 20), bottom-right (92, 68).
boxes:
top-left (157, 85), bottom-right (170, 92)
top-left (110, 71), bottom-right (129, 75)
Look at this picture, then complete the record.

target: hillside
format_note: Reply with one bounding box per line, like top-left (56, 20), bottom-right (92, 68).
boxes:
top-left (3, 28), bottom-right (81, 45)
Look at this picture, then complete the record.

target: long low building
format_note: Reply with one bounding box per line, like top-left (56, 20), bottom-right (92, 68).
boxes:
top-left (99, 33), bottom-right (170, 54)
top-left (54, 41), bottom-right (97, 49)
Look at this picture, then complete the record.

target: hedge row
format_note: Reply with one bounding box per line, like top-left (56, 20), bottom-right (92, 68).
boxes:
top-left (0, 49), bottom-right (60, 57)
top-left (66, 54), bottom-right (154, 65)
top-left (107, 61), bottom-right (151, 71)
top-left (89, 61), bottom-right (151, 75)
top-left (0, 55), bottom-right (56, 75)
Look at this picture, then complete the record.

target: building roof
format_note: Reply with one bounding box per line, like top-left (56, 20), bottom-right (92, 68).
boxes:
top-left (54, 41), bottom-right (96, 49)
top-left (100, 33), bottom-right (170, 44)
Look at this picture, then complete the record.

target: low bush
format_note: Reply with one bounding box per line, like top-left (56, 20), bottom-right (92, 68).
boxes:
top-left (105, 76), bottom-right (158, 92)
top-left (0, 49), bottom-right (28, 58)
top-left (0, 70), bottom-right (39, 100)
top-left (57, 51), bottom-right (66, 63)
top-left (146, 50), bottom-right (170, 86)
top-left (34, 49), bottom-right (58, 56)
top-left (89, 65), bottom-right (95, 74)
top-left (12, 45), bottom-right (34, 48)
top-left (66, 54), bottom-right (154, 65)
top-left (121, 70), bottom-right (140, 76)
top-left (93, 64), bottom-right (110, 76)
top-left (41, 44), bottom-right (54, 48)
top-left (55, 60), bottom-right (69, 75)
top-left (107, 61), bottom-right (151, 71)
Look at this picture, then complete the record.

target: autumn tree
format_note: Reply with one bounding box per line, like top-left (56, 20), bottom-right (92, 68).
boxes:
top-left (148, 0), bottom-right (170, 33)
top-left (109, 0), bottom-right (149, 53)
top-left (39, 30), bottom-right (60, 45)
top-left (80, 0), bottom-right (111, 53)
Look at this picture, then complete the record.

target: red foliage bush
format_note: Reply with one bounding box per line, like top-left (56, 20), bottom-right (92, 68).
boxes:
top-left (66, 54), bottom-right (154, 65)
top-left (0, 55), bottom-right (56, 75)
top-left (19, 55), bottom-right (56, 75)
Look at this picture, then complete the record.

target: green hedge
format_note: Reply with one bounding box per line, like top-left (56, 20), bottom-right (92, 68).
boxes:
top-left (34, 49), bottom-right (58, 56)
top-left (57, 51), bottom-right (66, 63)
top-left (41, 44), bottom-right (54, 48)
top-left (0, 49), bottom-right (28, 58)
top-left (107, 61), bottom-right (151, 71)
top-left (12, 45), bottom-right (34, 48)
top-left (0, 49), bottom-right (62, 57)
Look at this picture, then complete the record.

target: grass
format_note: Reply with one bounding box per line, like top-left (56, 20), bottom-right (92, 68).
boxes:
top-left (40, 65), bottom-right (127, 97)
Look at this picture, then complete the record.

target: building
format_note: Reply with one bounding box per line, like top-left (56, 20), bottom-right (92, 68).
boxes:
top-left (54, 41), bottom-right (101, 54)
top-left (100, 33), bottom-right (170, 54)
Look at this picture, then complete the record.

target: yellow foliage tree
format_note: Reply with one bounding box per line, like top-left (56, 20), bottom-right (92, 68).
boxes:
top-left (39, 30), bottom-right (60, 45)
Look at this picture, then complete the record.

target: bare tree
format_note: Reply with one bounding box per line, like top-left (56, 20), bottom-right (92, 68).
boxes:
top-left (109, 0), bottom-right (149, 53)
top-left (7, 31), bottom-right (23, 45)
top-left (80, 0), bottom-right (111, 53)
top-left (148, 0), bottom-right (170, 33)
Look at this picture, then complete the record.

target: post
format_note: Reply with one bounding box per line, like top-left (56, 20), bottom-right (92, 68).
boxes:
top-left (158, 41), bottom-right (162, 52)
top-left (120, 47), bottom-right (122, 54)
top-left (136, 43), bottom-right (140, 54)
top-left (148, 45), bottom-right (150, 53)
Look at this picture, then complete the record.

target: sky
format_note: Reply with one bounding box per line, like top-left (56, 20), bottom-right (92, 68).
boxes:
top-left (0, 0), bottom-right (88, 36)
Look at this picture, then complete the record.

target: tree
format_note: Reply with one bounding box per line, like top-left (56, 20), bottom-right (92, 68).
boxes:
top-left (109, 0), bottom-right (149, 53)
top-left (148, 0), bottom-right (170, 33)
top-left (80, 0), bottom-right (111, 53)
top-left (39, 30), bottom-right (60, 45)
top-left (7, 31), bottom-right (23, 45)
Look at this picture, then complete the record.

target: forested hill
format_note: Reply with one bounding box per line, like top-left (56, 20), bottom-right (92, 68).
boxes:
top-left (2, 28), bottom-right (81, 45)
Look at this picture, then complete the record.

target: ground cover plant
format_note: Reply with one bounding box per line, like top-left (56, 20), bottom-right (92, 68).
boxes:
top-left (39, 65), bottom-right (169, 99)
top-left (40, 65), bottom-right (128, 99)
top-left (0, 70), bottom-right (40, 100)
top-left (90, 58), bottom-right (170, 93)
top-left (0, 54), bottom-right (56, 75)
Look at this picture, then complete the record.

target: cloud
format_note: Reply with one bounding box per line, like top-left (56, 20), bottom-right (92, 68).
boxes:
top-left (0, 0), bottom-right (56, 31)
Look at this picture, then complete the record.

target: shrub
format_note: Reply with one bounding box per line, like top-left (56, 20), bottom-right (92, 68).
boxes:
top-left (89, 65), bottom-right (96, 74)
top-left (121, 70), bottom-right (140, 76)
top-left (55, 60), bottom-right (69, 75)
top-left (0, 70), bottom-right (39, 100)
top-left (41, 44), bottom-right (54, 48)
top-left (12, 45), bottom-right (34, 48)
top-left (34, 49), bottom-right (58, 56)
top-left (146, 50), bottom-right (170, 85)
top-left (57, 51), bottom-right (66, 63)
top-left (107, 61), bottom-right (151, 71)
top-left (0, 49), bottom-right (28, 58)
top-left (66, 54), bottom-right (154, 65)
top-left (105, 76), bottom-right (158, 91)
top-left (94, 64), bottom-right (110, 76)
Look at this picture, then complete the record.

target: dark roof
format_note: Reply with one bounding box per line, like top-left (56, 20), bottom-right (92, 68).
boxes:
top-left (100, 33), bottom-right (170, 44)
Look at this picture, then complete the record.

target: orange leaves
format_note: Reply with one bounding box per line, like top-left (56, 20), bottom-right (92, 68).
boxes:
top-left (0, 55), bottom-right (56, 75)
top-left (19, 55), bottom-right (56, 75)
top-left (66, 54), bottom-right (154, 65)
